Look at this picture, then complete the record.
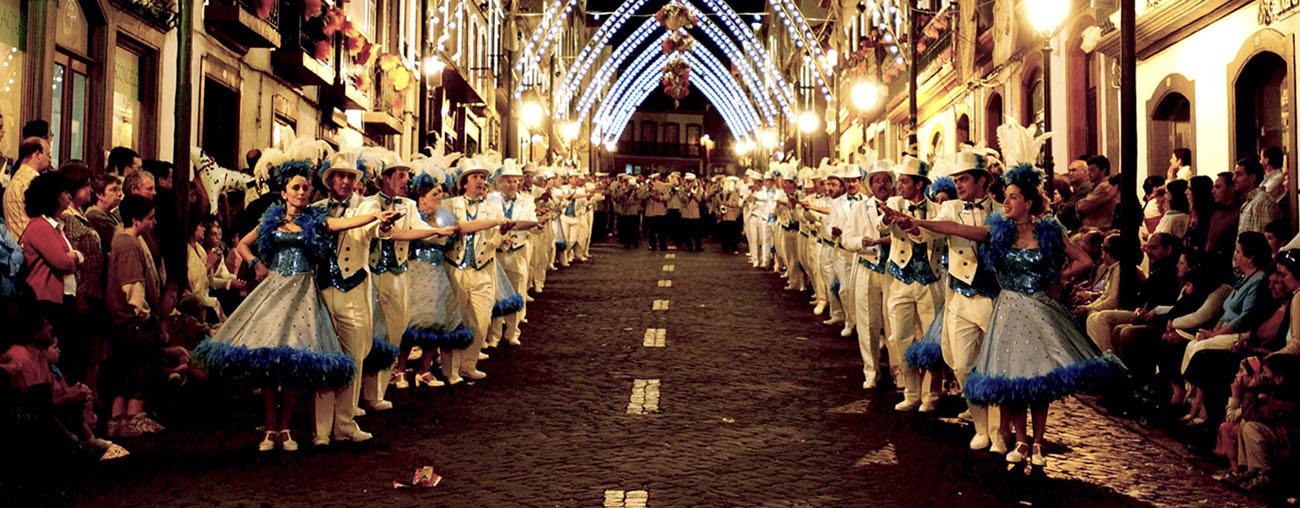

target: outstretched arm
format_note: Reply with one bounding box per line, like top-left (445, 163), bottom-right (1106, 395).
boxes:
top-left (458, 219), bottom-right (511, 235)
top-left (1060, 234), bottom-right (1094, 281)
top-left (912, 218), bottom-right (989, 243)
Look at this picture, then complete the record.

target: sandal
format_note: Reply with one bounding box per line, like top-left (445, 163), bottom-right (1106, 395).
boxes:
top-left (1006, 442), bottom-right (1030, 464)
top-left (393, 371), bottom-right (410, 390)
top-left (415, 373), bottom-right (445, 388)
top-left (100, 443), bottom-right (131, 460)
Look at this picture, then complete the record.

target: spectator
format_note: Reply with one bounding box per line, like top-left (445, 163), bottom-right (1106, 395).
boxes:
top-left (21, 119), bottom-right (49, 140)
top-left (1058, 157), bottom-right (1093, 230)
top-left (1260, 145), bottom-right (1286, 203)
top-left (1156, 179), bottom-right (1191, 238)
top-left (1086, 232), bottom-right (1182, 352)
top-left (106, 147), bottom-right (142, 177)
top-left (1227, 353), bottom-right (1299, 491)
top-left (1141, 175), bottom-right (1168, 235)
top-left (103, 194), bottom-right (166, 438)
top-left (1263, 219), bottom-right (1290, 254)
top-left (200, 216), bottom-right (242, 313)
top-left (1201, 172), bottom-right (1241, 266)
top-left (4, 137), bottom-right (53, 239)
top-left (1185, 175), bottom-right (1215, 254)
top-left (43, 334), bottom-right (129, 460)
top-left (185, 218), bottom-right (230, 321)
top-left (1076, 155), bottom-right (1118, 230)
top-left (0, 111), bottom-right (11, 179)
top-left (1178, 232), bottom-right (1277, 426)
top-left (58, 161), bottom-right (109, 389)
top-left (19, 172), bottom-right (82, 315)
top-left (1235, 158), bottom-right (1280, 235)
top-left (0, 214), bottom-right (21, 300)
top-left (85, 173), bottom-right (123, 254)
top-left (1168, 147), bottom-right (1193, 181)
top-left (1073, 233), bottom-right (1125, 317)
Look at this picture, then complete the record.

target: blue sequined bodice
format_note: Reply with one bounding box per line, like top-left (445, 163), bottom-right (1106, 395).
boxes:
top-left (998, 248), bottom-right (1050, 294)
top-left (266, 229), bottom-right (314, 275)
top-left (411, 242), bottom-right (446, 266)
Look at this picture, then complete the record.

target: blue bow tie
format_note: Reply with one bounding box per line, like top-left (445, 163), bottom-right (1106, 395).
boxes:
top-left (847, 195), bottom-right (861, 202)
top-left (468, 197), bottom-right (484, 206)
top-left (908, 202), bottom-right (926, 213)
top-left (963, 201), bottom-right (985, 211)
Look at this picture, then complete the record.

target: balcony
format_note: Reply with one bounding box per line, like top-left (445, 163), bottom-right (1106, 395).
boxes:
top-left (616, 141), bottom-right (702, 159)
top-left (271, 0), bottom-right (335, 86)
top-left (363, 67), bottom-right (404, 136)
top-left (324, 56), bottom-right (373, 112)
top-left (204, 0), bottom-right (281, 51)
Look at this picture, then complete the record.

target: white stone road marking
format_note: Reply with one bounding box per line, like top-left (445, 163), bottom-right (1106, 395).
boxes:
top-left (642, 328), bottom-right (666, 347)
top-left (626, 379), bottom-right (661, 414)
top-left (664, 253), bottom-right (676, 259)
top-left (652, 299), bottom-right (670, 311)
top-left (657, 280), bottom-right (673, 287)
top-left (854, 442), bottom-right (898, 467)
top-left (662, 264), bottom-right (675, 272)
top-left (603, 490), bottom-right (649, 508)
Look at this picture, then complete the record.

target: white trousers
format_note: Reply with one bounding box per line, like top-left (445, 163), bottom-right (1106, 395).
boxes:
top-left (782, 229), bottom-right (803, 288)
top-left (444, 264), bottom-right (496, 377)
top-left (808, 237), bottom-right (828, 307)
top-left (488, 249), bottom-right (529, 344)
top-left (852, 266), bottom-right (890, 383)
top-left (943, 291), bottom-right (1001, 440)
top-left (819, 243), bottom-right (844, 320)
top-left (316, 281), bottom-right (373, 440)
top-left (835, 250), bottom-right (857, 328)
top-left (363, 271), bottom-right (408, 403)
top-left (886, 277), bottom-right (938, 403)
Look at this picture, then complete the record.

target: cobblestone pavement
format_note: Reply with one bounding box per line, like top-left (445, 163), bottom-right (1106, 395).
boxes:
top-left (62, 242), bottom-right (1259, 507)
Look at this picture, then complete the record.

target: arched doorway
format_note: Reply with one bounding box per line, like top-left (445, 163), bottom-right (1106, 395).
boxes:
top-left (1146, 73), bottom-right (1195, 179)
top-left (51, 0), bottom-right (107, 167)
top-left (956, 113), bottom-right (971, 146)
top-left (930, 129), bottom-right (944, 161)
top-left (1234, 52), bottom-right (1287, 160)
top-left (985, 92), bottom-right (1003, 153)
top-left (1023, 67), bottom-right (1045, 133)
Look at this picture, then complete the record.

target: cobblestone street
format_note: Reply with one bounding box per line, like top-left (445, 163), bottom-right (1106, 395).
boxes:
top-left (65, 242), bottom-right (1260, 507)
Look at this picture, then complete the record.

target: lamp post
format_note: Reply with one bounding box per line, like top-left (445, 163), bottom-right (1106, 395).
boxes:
top-left (1026, 0), bottom-right (1070, 194)
top-left (700, 134), bottom-right (714, 176)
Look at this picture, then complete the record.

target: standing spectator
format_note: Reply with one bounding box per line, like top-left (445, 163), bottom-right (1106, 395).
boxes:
top-left (1260, 145), bottom-right (1287, 203)
top-left (1202, 172), bottom-right (1242, 265)
top-left (103, 194), bottom-right (166, 437)
top-left (84, 174), bottom-right (122, 254)
top-left (21, 119), bottom-right (50, 140)
top-left (58, 161), bottom-right (109, 388)
top-left (0, 214), bottom-right (21, 300)
top-left (1168, 147), bottom-right (1193, 181)
top-left (118, 170), bottom-right (163, 276)
top-left (19, 172), bottom-right (82, 318)
top-left (186, 219), bottom-right (225, 322)
top-left (1235, 158), bottom-right (1280, 235)
top-left (4, 137), bottom-right (53, 239)
top-left (0, 111), bottom-right (12, 181)
top-left (1057, 157), bottom-right (1093, 231)
top-left (1156, 179), bottom-right (1191, 238)
top-left (1077, 155), bottom-right (1119, 230)
top-left (106, 146), bottom-right (142, 177)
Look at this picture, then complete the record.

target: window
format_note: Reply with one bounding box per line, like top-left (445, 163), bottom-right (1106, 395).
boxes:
top-left (686, 124), bottom-right (701, 156)
top-left (1149, 93), bottom-right (1192, 175)
top-left (51, 52), bottom-right (90, 166)
top-left (640, 121), bottom-right (657, 143)
top-left (1024, 69), bottom-right (1044, 132)
top-left (662, 123), bottom-right (679, 144)
top-left (1234, 52), bottom-right (1288, 160)
top-left (112, 43), bottom-right (147, 152)
top-left (272, 116), bottom-right (296, 150)
top-left (955, 114), bottom-right (971, 146)
top-left (985, 93), bottom-right (1004, 153)
top-left (201, 77), bottom-right (240, 170)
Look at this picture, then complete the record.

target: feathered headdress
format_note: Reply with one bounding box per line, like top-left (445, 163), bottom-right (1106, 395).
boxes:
top-left (284, 138), bottom-right (336, 170)
top-left (927, 176), bottom-right (957, 202)
top-left (355, 147), bottom-right (399, 183)
top-left (995, 118), bottom-right (1051, 169)
top-left (1002, 163), bottom-right (1044, 192)
top-left (407, 155), bottom-right (449, 195)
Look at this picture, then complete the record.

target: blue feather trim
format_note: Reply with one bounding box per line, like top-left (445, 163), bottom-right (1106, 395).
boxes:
top-left (363, 336), bottom-right (400, 374)
top-left (963, 354), bottom-right (1124, 407)
top-left (830, 280), bottom-right (841, 294)
top-left (402, 325), bottom-right (475, 350)
top-left (193, 339), bottom-right (355, 389)
top-left (258, 204), bottom-right (332, 263)
top-left (491, 294), bottom-right (525, 317)
top-left (904, 342), bottom-right (945, 370)
top-left (981, 213), bottom-right (1066, 287)
top-left (555, 240), bottom-right (568, 251)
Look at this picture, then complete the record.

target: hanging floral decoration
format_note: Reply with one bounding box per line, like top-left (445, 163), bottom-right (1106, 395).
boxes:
top-left (654, 2), bottom-right (697, 30)
top-left (660, 30), bottom-right (695, 54)
top-left (377, 54), bottom-right (413, 93)
top-left (661, 57), bottom-right (691, 107)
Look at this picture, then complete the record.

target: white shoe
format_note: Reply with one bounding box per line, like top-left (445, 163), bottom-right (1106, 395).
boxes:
top-left (478, 352), bottom-right (490, 360)
top-left (278, 430), bottom-right (298, 452)
top-left (485, 340), bottom-right (499, 349)
top-left (823, 317), bottom-right (843, 326)
top-left (894, 399), bottom-right (920, 412)
top-left (813, 304), bottom-right (826, 316)
top-left (524, 295), bottom-right (535, 302)
top-left (783, 285), bottom-right (797, 291)
top-left (365, 400), bottom-right (393, 411)
top-left (312, 435), bottom-right (330, 447)
top-left (1030, 444), bottom-right (1046, 466)
top-left (353, 407), bottom-right (367, 417)
top-left (447, 376), bottom-right (464, 386)
top-left (257, 431), bottom-right (277, 452)
top-left (1006, 442), bottom-right (1029, 464)
top-left (332, 429), bottom-right (374, 443)
top-left (862, 380), bottom-right (877, 390)
top-left (957, 410), bottom-right (972, 421)
top-left (839, 326), bottom-right (853, 337)
top-left (969, 434), bottom-right (991, 451)
top-left (918, 401), bottom-right (938, 413)
top-left (461, 369), bottom-right (487, 380)
top-left (507, 337), bottom-right (522, 346)
top-left (989, 439), bottom-right (1008, 455)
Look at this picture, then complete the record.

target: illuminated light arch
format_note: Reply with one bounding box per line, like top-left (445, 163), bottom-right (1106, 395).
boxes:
top-left (771, 0), bottom-right (832, 100)
top-left (518, 0), bottom-right (653, 99)
top-left (599, 66), bottom-right (757, 147)
top-left (573, 24), bottom-right (666, 120)
top-left (695, 0), bottom-right (797, 113)
top-left (514, 0), bottom-right (577, 77)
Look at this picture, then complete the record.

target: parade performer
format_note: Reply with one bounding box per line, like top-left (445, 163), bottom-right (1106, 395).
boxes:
top-left (530, 169), bottom-right (558, 293)
top-left (441, 158), bottom-right (514, 383)
top-left (878, 156), bottom-right (941, 409)
top-left (748, 172), bottom-right (780, 268)
top-left (391, 159), bottom-right (474, 387)
top-left (904, 175), bottom-right (958, 406)
top-left (487, 159), bottom-right (536, 347)
top-left (776, 167), bottom-right (803, 289)
top-left (194, 159), bottom-right (399, 452)
top-left (894, 164), bottom-right (1120, 466)
top-left (899, 149), bottom-right (1007, 453)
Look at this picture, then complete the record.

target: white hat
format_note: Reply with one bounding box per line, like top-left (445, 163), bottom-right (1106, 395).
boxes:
top-left (837, 162), bottom-right (864, 180)
top-left (896, 155), bottom-right (930, 181)
top-left (322, 151), bottom-right (365, 181)
top-left (684, 173), bottom-right (697, 181)
top-left (456, 157), bottom-right (490, 188)
top-left (951, 148), bottom-right (989, 177)
top-left (499, 158), bottom-right (524, 178)
top-left (745, 169), bottom-right (761, 179)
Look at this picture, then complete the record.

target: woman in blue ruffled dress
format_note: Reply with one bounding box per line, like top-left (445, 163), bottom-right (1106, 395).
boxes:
top-left (390, 173), bottom-right (480, 387)
top-left (897, 165), bottom-right (1121, 466)
top-left (194, 164), bottom-right (399, 452)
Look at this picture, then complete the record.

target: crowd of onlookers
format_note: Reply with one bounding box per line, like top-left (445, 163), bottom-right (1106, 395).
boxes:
top-left (1057, 147), bottom-right (1299, 495)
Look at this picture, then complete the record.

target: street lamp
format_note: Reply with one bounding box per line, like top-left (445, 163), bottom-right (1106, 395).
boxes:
top-left (797, 111), bottom-right (818, 165)
top-left (700, 134), bottom-right (715, 175)
top-left (1026, 0), bottom-right (1070, 192)
top-left (850, 80), bottom-right (881, 112)
top-left (520, 91), bottom-right (544, 164)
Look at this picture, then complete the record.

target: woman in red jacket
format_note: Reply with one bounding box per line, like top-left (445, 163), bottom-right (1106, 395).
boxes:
top-left (19, 172), bottom-right (82, 315)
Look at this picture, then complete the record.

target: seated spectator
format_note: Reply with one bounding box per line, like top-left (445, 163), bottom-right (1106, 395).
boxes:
top-left (1108, 254), bottom-right (1209, 389)
top-left (1085, 232), bottom-right (1181, 352)
top-left (44, 335), bottom-right (129, 460)
top-left (1073, 234), bottom-right (1126, 317)
top-left (1219, 353), bottom-right (1299, 492)
top-left (1142, 176), bottom-right (1168, 237)
top-left (1264, 219), bottom-right (1290, 254)
top-left (103, 194), bottom-right (167, 438)
top-left (1156, 179), bottom-right (1191, 239)
top-left (1185, 175), bottom-right (1215, 255)
top-left (1177, 232), bottom-right (1278, 426)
